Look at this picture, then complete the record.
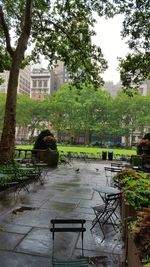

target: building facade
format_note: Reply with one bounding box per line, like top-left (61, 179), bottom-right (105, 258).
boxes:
top-left (50, 60), bottom-right (70, 91)
top-left (0, 65), bottom-right (31, 96)
top-left (30, 68), bottom-right (51, 100)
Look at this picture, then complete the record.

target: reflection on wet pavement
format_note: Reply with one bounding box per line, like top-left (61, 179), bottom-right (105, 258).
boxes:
top-left (0, 160), bottom-right (125, 267)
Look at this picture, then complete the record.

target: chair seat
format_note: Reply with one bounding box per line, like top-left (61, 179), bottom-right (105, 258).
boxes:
top-left (50, 219), bottom-right (88, 266)
top-left (53, 258), bottom-right (89, 266)
top-left (92, 204), bottom-right (114, 213)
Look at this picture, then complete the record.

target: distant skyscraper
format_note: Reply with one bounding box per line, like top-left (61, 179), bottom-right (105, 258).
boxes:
top-left (50, 61), bottom-right (70, 91)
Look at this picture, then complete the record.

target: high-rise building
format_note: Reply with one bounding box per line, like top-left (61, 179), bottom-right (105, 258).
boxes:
top-left (0, 65), bottom-right (31, 96)
top-left (50, 61), bottom-right (70, 91)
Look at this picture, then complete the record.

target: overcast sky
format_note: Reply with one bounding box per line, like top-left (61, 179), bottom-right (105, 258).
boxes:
top-left (93, 14), bottom-right (130, 84)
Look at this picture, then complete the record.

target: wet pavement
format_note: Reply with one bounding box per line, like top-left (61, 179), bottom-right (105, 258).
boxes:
top-left (0, 160), bottom-right (125, 267)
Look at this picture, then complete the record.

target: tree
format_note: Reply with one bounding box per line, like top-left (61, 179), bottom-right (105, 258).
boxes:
top-left (0, 0), bottom-right (33, 161)
top-left (0, 0), bottom-right (113, 162)
top-left (16, 95), bottom-right (47, 140)
top-left (78, 84), bottom-right (112, 144)
top-left (117, 0), bottom-right (150, 88)
top-left (0, 93), bottom-right (6, 130)
top-left (45, 84), bottom-right (82, 142)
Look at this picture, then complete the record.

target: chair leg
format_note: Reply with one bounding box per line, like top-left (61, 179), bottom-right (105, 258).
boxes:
top-left (90, 210), bottom-right (106, 237)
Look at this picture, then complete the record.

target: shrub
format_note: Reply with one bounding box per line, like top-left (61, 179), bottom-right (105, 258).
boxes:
top-left (113, 169), bottom-right (150, 208)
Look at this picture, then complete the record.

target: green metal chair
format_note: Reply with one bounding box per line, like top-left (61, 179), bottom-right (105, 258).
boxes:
top-left (50, 219), bottom-right (89, 267)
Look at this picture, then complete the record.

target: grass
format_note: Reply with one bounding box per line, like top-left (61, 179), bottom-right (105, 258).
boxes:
top-left (16, 144), bottom-right (137, 156)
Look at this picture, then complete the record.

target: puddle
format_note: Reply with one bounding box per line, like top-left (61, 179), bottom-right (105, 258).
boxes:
top-left (12, 206), bottom-right (38, 215)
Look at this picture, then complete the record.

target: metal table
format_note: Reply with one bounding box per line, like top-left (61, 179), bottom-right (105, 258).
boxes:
top-left (93, 186), bottom-right (121, 203)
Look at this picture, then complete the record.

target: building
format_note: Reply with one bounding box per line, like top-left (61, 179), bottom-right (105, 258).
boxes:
top-left (104, 81), bottom-right (122, 97)
top-left (30, 61), bottom-right (71, 99)
top-left (30, 68), bottom-right (52, 100)
top-left (0, 65), bottom-right (31, 96)
top-left (51, 61), bottom-right (70, 91)
top-left (137, 80), bottom-right (150, 96)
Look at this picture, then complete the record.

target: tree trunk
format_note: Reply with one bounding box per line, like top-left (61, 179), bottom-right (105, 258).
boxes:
top-left (0, 60), bottom-right (20, 162)
top-left (0, 0), bottom-right (32, 163)
top-left (125, 134), bottom-right (130, 147)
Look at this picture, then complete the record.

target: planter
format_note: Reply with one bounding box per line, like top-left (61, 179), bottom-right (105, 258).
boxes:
top-left (121, 199), bottom-right (137, 240)
top-left (142, 155), bottom-right (150, 171)
top-left (127, 232), bottom-right (143, 267)
top-left (123, 207), bottom-right (150, 267)
top-left (33, 149), bottom-right (59, 167)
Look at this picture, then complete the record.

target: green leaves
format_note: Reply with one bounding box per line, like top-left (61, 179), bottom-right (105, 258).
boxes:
top-left (119, 53), bottom-right (150, 88)
top-left (117, 0), bottom-right (150, 88)
top-left (114, 168), bottom-right (150, 208)
top-left (30, 0), bottom-right (109, 87)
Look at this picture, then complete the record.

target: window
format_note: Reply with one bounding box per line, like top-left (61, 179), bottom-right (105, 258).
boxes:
top-left (38, 80), bottom-right (42, 87)
top-left (33, 80), bottom-right (37, 87)
top-left (43, 80), bottom-right (48, 87)
top-left (139, 88), bottom-right (143, 94)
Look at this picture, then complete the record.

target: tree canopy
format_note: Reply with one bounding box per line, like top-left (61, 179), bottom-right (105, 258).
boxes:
top-left (0, 0), bottom-right (112, 162)
top-left (117, 0), bottom-right (150, 87)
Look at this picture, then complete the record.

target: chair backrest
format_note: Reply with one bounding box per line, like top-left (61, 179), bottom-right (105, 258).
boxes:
top-left (104, 166), bottom-right (122, 173)
top-left (104, 167), bottom-right (122, 185)
top-left (111, 163), bottom-right (123, 168)
top-left (50, 219), bottom-right (86, 256)
top-left (105, 192), bottom-right (122, 208)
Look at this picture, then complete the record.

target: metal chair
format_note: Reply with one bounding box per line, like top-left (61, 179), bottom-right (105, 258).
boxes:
top-left (91, 192), bottom-right (122, 239)
top-left (111, 162), bottom-right (124, 168)
top-left (104, 166), bottom-right (122, 186)
top-left (50, 219), bottom-right (89, 267)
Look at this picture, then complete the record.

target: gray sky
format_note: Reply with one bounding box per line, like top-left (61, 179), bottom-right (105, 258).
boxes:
top-left (93, 14), bottom-right (130, 84)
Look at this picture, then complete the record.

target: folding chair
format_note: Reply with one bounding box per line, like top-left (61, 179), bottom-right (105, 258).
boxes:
top-left (104, 166), bottom-right (122, 186)
top-left (50, 219), bottom-right (89, 267)
top-left (91, 192), bottom-right (121, 240)
top-left (111, 162), bottom-right (124, 168)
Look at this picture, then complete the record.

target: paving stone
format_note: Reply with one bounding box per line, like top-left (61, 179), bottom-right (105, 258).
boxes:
top-left (16, 237), bottom-right (51, 257)
top-left (0, 231), bottom-right (24, 250)
top-left (0, 222), bottom-right (31, 234)
top-left (0, 251), bottom-right (51, 267)
top-left (0, 160), bottom-right (125, 266)
top-left (23, 227), bottom-right (51, 241)
top-left (3, 209), bottom-right (57, 228)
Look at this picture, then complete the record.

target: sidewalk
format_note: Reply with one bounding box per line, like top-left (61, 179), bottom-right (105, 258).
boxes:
top-left (0, 160), bottom-right (125, 267)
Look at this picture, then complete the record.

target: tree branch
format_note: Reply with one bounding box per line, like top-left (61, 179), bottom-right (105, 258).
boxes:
top-left (0, 5), bottom-right (14, 57)
top-left (22, 0), bottom-right (32, 36)
top-left (16, 0), bottom-right (33, 56)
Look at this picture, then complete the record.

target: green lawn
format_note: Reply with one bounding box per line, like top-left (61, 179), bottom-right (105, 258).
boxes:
top-left (16, 144), bottom-right (137, 156)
